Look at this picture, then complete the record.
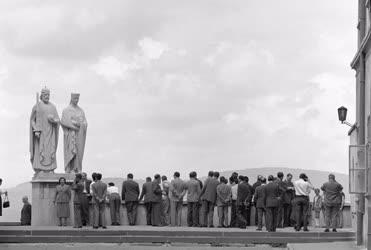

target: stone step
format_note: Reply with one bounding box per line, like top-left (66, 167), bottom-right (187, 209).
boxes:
top-left (0, 226), bottom-right (355, 244)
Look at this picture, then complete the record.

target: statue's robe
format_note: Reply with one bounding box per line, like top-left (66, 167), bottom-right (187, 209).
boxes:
top-left (61, 105), bottom-right (87, 173)
top-left (29, 101), bottom-right (60, 172)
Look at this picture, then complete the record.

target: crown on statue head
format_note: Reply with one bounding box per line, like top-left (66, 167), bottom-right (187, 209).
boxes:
top-left (40, 86), bottom-right (50, 95)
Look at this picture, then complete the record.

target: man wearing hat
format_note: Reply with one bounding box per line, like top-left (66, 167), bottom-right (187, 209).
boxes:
top-left (61, 93), bottom-right (88, 173)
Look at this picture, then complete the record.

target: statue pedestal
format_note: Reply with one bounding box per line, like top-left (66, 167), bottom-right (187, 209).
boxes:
top-left (31, 172), bottom-right (75, 226)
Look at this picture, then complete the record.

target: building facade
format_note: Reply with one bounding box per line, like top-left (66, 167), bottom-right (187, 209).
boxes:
top-left (350, 0), bottom-right (371, 248)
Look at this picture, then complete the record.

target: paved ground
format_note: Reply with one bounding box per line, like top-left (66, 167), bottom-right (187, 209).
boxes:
top-left (0, 242), bottom-right (365, 250)
top-left (0, 243), bottom-right (286, 250)
top-left (287, 242), bottom-right (365, 250)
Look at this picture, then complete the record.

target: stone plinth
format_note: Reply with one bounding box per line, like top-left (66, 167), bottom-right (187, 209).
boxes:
top-left (31, 172), bottom-right (75, 226)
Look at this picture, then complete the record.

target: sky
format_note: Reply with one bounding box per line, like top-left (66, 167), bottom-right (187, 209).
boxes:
top-left (0, 1), bottom-right (358, 188)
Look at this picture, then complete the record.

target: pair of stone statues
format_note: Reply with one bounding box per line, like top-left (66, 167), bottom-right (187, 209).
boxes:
top-left (29, 87), bottom-right (87, 174)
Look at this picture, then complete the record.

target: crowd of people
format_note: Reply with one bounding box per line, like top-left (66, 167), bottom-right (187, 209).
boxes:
top-left (50, 170), bottom-right (345, 232)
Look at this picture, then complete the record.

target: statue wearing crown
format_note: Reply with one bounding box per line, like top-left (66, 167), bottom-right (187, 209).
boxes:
top-left (61, 93), bottom-right (88, 173)
top-left (30, 87), bottom-right (60, 174)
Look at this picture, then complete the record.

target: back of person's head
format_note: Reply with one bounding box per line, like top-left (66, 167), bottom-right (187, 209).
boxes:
top-left (229, 176), bottom-right (235, 184)
top-left (92, 172), bottom-right (97, 181)
top-left (0, 178), bottom-right (2, 183)
top-left (189, 171), bottom-right (197, 178)
top-left (154, 174), bottom-right (161, 180)
top-left (299, 173), bottom-right (307, 180)
top-left (261, 177), bottom-right (267, 184)
top-left (244, 176), bottom-right (249, 183)
top-left (127, 173), bottom-right (133, 179)
top-left (257, 175), bottom-right (262, 181)
top-left (96, 173), bottom-right (102, 180)
top-left (287, 173), bottom-right (293, 178)
top-left (268, 175), bottom-right (274, 182)
top-left (220, 176), bottom-right (226, 183)
top-left (238, 175), bottom-right (244, 181)
top-left (277, 172), bottom-right (284, 179)
top-left (162, 175), bottom-right (167, 181)
top-left (208, 171), bottom-right (214, 177)
top-left (213, 171), bottom-right (220, 178)
top-left (329, 174), bottom-right (335, 180)
top-left (174, 172), bottom-right (180, 178)
top-left (108, 182), bottom-right (115, 186)
top-left (146, 177), bottom-right (152, 182)
top-left (75, 173), bottom-right (82, 180)
top-left (232, 172), bottom-right (238, 177)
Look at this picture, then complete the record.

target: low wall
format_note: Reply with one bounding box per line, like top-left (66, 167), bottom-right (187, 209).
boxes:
top-left (88, 202), bottom-right (352, 228)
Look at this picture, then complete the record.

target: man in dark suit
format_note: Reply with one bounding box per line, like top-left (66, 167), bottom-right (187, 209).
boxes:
top-left (139, 177), bottom-right (153, 225)
top-left (275, 172), bottom-right (286, 228)
top-left (236, 176), bottom-right (252, 229)
top-left (321, 174), bottom-right (343, 232)
top-left (245, 176), bottom-right (254, 226)
top-left (264, 175), bottom-right (280, 232)
top-left (122, 173), bottom-right (140, 225)
top-left (253, 177), bottom-right (266, 231)
top-left (91, 173), bottom-right (107, 229)
top-left (282, 173), bottom-right (294, 227)
top-left (151, 174), bottom-right (163, 226)
top-left (81, 172), bottom-right (92, 226)
top-left (199, 171), bottom-right (220, 227)
top-left (252, 175), bottom-right (262, 226)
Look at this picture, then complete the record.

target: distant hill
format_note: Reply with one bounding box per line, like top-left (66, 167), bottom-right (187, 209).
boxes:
top-left (0, 167), bottom-right (348, 222)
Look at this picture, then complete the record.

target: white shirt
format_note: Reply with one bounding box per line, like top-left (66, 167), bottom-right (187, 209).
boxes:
top-left (90, 182), bottom-right (95, 195)
top-left (107, 186), bottom-right (119, 195)
top-left (231, 183), bottom-right (238, 200)
top-left (294, 179), bottom-right (314, 196)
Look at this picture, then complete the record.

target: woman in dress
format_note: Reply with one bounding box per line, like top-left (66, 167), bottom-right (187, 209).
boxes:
top-left (54, 177), bottom-right (71, 226)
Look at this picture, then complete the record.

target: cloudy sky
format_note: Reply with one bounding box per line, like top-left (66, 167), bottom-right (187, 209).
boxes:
top-left (0, 1), bottom-right (357, 188)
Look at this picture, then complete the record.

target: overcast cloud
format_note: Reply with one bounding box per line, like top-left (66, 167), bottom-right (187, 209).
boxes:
top-left (0, 1), bottom-right (357, 187)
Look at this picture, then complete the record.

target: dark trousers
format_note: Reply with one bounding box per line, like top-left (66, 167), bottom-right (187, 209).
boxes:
top-left (197, 201), bottom-right (203, 226)
top-left (245, 205), bottom-right (251, 226)
top-left (237, 204), bottom-right (248, 228)
top-left (276, 202), bottom-right (283, 228)
top-left (201, 200), bottom-right (215, 227)
top-left (144, 202), bottom-right (152, 225)
top-left (325, 204), bottom-right (341, 229)
top-left (230, 200), bottom-right (237, 227)
top-left (80, 194), bottom-right (89, 225)
top-left (73, 203), bottom-right (82, 227)
top-left (93, 202), bottom-right (106, 228)
top-left (187, 202), bottom-right (199, 227)
top-left (151, 202), bottom-right (162, 226)
top-left (109, 194), bottom-right (121, 225)
top-left (266, 207), bottom-right (278, 232)
top-left (256, 207), bottom-right (266, 230)
top-left (283, 203), bottom-right (292, 227)
top-left (293, 196), bottom-right (309, 230)
top-left (126, 201), bottom-right (138, 225)
top-left (161, 197), bottom-right (170, 226)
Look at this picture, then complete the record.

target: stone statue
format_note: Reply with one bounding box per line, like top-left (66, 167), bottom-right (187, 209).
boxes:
top-left (61, 93), bottom-right (88, 173)
top-left (29, 87), bottom-right (60, 174)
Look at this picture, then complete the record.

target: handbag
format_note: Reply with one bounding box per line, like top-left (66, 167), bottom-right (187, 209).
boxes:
top-left (3, 195), bottom-right (9, 208)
